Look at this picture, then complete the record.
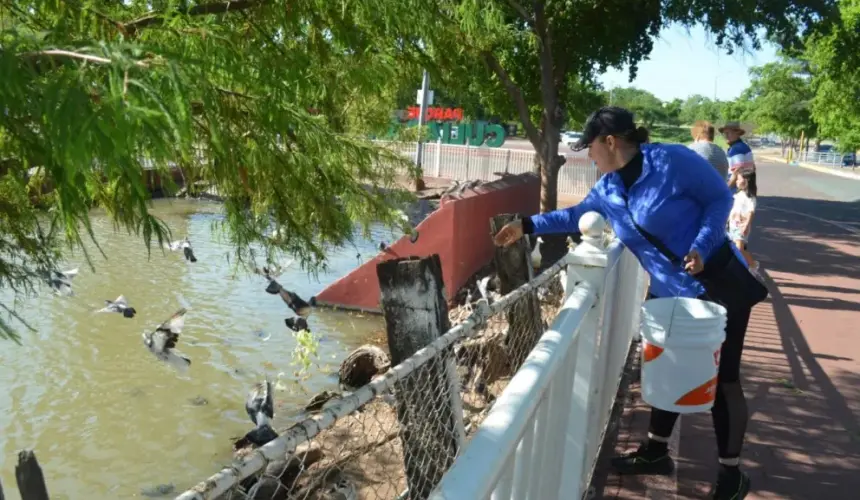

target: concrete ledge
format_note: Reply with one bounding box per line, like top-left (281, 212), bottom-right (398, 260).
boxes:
top-left (313, 173), bottom-right (541, 312)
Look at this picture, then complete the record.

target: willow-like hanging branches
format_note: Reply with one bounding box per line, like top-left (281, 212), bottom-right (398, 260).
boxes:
top-left (0, 0), bottom-right (430, 339)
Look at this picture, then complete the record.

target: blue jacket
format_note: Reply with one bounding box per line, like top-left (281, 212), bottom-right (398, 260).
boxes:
top-left (530, 143), bottom-right (733, 298)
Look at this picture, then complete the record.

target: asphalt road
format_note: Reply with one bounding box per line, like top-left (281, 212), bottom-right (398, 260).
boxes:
top-left (755, 156), bottom-right (860, 229)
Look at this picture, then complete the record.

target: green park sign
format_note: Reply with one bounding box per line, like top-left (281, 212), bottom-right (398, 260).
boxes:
top-left (388, 106), bottom-right (508, 147)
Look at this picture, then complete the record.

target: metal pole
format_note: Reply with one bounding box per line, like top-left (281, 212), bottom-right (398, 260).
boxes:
top-left (415, 70), bottom-right (431, 170)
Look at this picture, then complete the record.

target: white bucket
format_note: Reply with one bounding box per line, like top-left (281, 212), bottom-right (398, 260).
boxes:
top-left (639, 298), bottom-right (727, 413)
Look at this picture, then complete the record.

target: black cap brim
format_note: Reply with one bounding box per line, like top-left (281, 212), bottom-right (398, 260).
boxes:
top-left (570, 134), bottom-right (592, 152)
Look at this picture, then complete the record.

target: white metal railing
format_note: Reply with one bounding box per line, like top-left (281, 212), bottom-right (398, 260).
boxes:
top-left (379, 140), bottom-right (600, 198)
top-left (797, 150), bottom-right (843, 166)
top-left (174, 211), bottom-right (646, 500)
top-left (429, 212), bottom-right (648, 500)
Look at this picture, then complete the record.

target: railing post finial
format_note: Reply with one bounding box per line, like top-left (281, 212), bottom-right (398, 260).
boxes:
top-left (578, 211), bottom-right (606, 251)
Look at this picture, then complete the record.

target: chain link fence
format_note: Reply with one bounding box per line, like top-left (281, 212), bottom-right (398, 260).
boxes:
top-left (177, 259), bottom-right (568, 500)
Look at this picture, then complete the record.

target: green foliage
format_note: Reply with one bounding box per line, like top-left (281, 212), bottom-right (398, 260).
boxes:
top-left (804, 0), bottom-right (860, 150)
top-left (741, 59), bottom-right (816, 138)
top-left (679, 95), bottom-right (722, 125)
top-left (0, 1), bottom-right (425, 339)
top-left (664, 98), bottom-right (684, 126)
top-left (290, 328), bottom-right (319, 378)
top-left (650, 125), bottom-right (692, 144)
top-left (409, 0), bottom-right (836, 211)
top-left (719, 99), bottom-right (751, 124)
top-left (608, 87), bottom-right (667, 127)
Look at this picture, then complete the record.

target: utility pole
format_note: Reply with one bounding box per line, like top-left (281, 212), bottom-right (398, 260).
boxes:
top-left (414, 70), bottom-right (431, 191)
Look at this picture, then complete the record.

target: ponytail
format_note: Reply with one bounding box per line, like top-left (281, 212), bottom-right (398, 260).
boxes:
top-left (634, 126), bottom-right (650, 144)
top-left (620, 126), bottom-right (650, 146)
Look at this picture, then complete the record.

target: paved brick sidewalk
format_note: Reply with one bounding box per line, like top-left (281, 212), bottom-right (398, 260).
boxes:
top-left (589, 162), bottom-right (860, 499)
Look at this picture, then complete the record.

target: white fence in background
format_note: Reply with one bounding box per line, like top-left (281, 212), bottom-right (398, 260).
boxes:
top-left (797, 150), bottom-right (854, 168)
top-left (174, 212), bottom-right (645, 500)
top-left (429, 212), bottom-right (648, 500)
top-left (381, 141), bottom-right (601, 198)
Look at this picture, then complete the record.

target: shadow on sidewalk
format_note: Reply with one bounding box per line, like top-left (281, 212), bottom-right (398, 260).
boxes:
top-left (758, 196), bottom-right (860, 225)
top-left (755, 196), bottom-right (860, 280)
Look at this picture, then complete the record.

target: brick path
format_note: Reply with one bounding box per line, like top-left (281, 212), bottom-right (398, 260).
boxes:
top-left (590, 159), bottom-right (860, 499)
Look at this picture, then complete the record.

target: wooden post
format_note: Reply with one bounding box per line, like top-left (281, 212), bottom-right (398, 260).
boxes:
top-left (490, 214), bottom-right (545, 371)
top-left (15, 450), bottom-right (50, 500)
top-left (377, 255), bottom-right (464, 500)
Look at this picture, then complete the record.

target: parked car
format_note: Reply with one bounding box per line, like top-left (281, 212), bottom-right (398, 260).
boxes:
top-left (842, 152), bottom-right (856, 167)
top-left (561, 131), bottom-right (583, 147)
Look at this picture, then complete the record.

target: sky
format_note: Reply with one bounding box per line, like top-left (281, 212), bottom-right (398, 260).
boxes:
top-left (597, 24), bottom-right (780, 102)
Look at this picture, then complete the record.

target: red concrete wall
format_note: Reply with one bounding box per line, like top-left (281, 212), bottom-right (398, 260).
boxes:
top-left (313, 173), bottom-right (541, 312)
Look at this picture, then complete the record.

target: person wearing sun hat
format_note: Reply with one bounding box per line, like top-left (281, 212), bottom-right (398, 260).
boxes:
top-left (719, 121), bottom-right (756, 189)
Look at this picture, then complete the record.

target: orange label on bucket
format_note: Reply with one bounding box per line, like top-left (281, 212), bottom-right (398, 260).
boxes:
top-left (675, 376), bottom-right (718, 406)
top-left (643, 342), bottom-right (664, 362)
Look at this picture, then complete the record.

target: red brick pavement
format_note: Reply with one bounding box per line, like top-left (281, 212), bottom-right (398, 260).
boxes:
top-left (591, 191), bottom-right (860, 498)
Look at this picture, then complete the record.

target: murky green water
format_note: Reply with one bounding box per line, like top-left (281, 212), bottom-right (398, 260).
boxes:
top-left (0, 199), bottom-right (397, 498)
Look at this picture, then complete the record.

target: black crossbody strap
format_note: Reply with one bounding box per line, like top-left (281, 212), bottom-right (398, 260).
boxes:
top-left (632, 221), bottom-right (683, 264)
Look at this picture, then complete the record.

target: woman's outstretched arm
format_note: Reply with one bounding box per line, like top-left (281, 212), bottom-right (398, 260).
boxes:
top-left (524, 188), bottom-right (603, 235)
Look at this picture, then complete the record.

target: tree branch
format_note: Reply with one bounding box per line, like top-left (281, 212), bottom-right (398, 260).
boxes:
top-left (481, 51), bottom-right (541, 146)
top-left (18, 49), bottom-right (151, 68)
top-left (123, 0), bottom-right (264, 36)
top-left (503, 0), bottom-right (534, 28)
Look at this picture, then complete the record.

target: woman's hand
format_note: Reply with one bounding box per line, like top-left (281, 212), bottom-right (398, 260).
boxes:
top-left (493, 220), bottom-right (524, 247)
top-left (684, 249), bottom-right (705, 275)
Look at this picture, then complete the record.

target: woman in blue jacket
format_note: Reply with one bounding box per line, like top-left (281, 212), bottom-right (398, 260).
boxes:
top-left (494, 107), bottom-right (753, 499)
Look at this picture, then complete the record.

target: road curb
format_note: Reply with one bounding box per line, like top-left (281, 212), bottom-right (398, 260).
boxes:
top-left (759, 154), bottom-right (860, 181)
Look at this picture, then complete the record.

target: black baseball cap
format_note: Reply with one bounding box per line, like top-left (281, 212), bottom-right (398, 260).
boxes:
top-left (571, 106), bottom-right (638, 151)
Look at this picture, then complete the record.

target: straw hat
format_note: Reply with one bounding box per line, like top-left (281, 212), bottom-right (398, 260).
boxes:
top-left (718, 121), bottom-right (747, 135)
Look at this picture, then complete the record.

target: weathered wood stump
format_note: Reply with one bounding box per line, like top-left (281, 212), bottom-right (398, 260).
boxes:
top-left (15, 450), bottom-right (50, 500)
top-left (377, 255), bottom-right (464, 500)
top-left (490, 214), bottom-right (544, 372)
top-left (338, 344), bottom-right (390, 390)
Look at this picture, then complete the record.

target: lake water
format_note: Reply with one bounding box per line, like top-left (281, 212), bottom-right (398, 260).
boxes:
top-left (0, 199), bottom-right (400, 498)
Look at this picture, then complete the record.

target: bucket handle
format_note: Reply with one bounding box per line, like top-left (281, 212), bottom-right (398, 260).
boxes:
top-left (663, 273), bottom-right (694, 340)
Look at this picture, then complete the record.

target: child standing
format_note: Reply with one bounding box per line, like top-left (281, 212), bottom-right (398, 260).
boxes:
top-left (728, 170), bottom-right (758, 268)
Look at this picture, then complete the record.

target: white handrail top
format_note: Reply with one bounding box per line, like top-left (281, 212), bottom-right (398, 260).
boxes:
top-left (428, 280), bottom-right (598, 500)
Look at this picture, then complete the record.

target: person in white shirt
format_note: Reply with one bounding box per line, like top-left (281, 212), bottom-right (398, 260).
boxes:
top-left (728, 170), bottom-right (757, 268)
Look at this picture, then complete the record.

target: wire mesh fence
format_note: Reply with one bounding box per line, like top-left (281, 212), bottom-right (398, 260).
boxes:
top-left (177, 259), bottom-right (569, 500)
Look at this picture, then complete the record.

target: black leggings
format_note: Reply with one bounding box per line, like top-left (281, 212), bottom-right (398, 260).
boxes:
top-left (647, 299), bottom-right (753, 459)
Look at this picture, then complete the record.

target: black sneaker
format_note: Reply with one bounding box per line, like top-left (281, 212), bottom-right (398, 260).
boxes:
top-left (610, 442), bottom-right (674, 475)
top-left (709, 469), bottom-right (751, 499)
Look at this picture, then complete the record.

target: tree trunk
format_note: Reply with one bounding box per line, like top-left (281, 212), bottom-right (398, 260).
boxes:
top-left (533, 119), bottom-right (568, 264)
